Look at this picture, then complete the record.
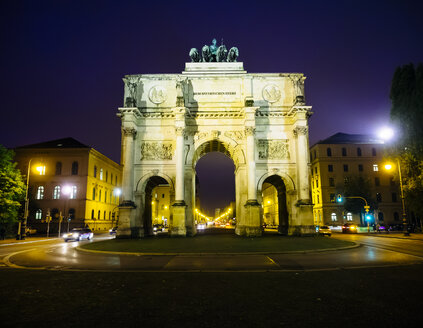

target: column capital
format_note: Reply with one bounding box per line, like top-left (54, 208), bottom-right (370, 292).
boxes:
top-left (245, 126), bottom-right (256, 136)
top-left (293, 126), bottom-right (308, 137)
top-left (122, 127), bottom-right (137, 138)
top-left (175, 127), bottom-right (186, 137)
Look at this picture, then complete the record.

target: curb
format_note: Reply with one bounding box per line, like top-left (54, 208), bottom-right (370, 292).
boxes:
top-left (365, 234), bottom-right (423, 241)
top-left (76, 242), bottom-right (360, 257)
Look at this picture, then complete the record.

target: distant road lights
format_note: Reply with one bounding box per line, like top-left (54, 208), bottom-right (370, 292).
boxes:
top-left (377, 126), bottom-right (395, 142)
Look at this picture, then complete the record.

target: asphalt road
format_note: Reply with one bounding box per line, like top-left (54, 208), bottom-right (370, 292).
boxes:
top-left (1, 232), bottom-right (422, 272)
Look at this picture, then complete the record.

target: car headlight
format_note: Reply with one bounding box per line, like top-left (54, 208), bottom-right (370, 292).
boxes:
top-left (73, 233), bottom-right (79, 237)
top-left (153, 227), bottom-right (157, 231)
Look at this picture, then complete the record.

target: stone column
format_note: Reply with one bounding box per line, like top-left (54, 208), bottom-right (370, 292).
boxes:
top-left (174, 127), bottom-right (185, 204)
top-left (246, 126), bottom-right (257, 202)
top-left (117, 127), bottom-right (137, 239)
top-left (170, 108), bottom-right (187, 236)
top-left (294, 126), bottom-right (310, 201)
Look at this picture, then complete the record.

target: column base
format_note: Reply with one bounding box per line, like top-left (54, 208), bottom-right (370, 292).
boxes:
top-left (170, 203), bottom-right (187, 237)
top-left (287, 225), bottom-right (316, 236)
top-left (116, 203), bottom-right (138, 239)
top-left (236, 201), bottom-right (262, 237)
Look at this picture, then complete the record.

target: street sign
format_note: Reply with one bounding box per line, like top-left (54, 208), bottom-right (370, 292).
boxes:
top-left (364, 206), bottom-right (370, 213)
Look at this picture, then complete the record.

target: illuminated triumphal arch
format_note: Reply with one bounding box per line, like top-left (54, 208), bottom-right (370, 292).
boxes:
top-left (117, 54), bottom-right (314, 237)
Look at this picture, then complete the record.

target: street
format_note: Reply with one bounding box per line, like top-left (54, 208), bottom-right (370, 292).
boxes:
top-left (1, 232), bottom-right (422, 272)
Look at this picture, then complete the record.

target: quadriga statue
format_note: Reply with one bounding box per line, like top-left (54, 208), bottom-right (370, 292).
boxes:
top-left (189, 48), bottom-right (201, 62)
top-left (202, 45), bottom-right (213, 62)
top-left (227, 47), bottom-right (239, 62)
top-left (216, 45), bottom-right (228, 62)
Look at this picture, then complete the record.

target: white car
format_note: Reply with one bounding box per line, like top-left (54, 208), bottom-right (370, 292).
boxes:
top-left (63, 228), bottom-right (93, 242)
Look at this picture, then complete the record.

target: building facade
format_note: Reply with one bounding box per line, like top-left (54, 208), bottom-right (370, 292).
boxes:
top-left (14, 138), bottom-right (122, 232)
top-left (118, 59), bottom-right (314, 238)
top-left (310, 133), bottom-right (402, 227)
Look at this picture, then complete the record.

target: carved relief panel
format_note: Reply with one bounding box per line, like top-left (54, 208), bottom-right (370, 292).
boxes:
top-left (258, 140), bottom-right (290, 160)
top-left (140, 142), bottom-right (173, 160)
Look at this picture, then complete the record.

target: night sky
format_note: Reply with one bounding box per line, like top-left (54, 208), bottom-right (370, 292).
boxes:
top-left (1, 0), bottom-right (422, 215)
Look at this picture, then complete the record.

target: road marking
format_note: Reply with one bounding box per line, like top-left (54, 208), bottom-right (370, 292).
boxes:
top-left (3, 248), bottom-right (48, 270)
top-left (0, 239), bottom-right (59, 247)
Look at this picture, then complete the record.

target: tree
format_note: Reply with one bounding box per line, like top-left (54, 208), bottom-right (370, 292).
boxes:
top-left (389, 63), bottom-right (423, 220)
top-left (341, 176), bottom-right (377, 214)
top-left (0, 145), bottom-right (25, 238)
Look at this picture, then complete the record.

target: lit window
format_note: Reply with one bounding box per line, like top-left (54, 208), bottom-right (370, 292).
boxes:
top-left (36, 166), bottom-right (46, 175)
top-left (70, 186), bottom-right (77, 199)
top-left (373, 164), bottom-right (379, 171)
top-left (35, 209), bottom-right (42, 220)
top-left (100, 168), bottom-right (103, 180)
top-left (53, 186), bottom-right (61, 199)
top-left (331, 213), bottom-right (337, 221)
top-left (36, 186), bottom-right (44, 200)
top-left (347, 212), bottom-right (353, 221)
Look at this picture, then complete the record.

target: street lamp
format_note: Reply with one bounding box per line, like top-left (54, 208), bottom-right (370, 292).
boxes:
top-left (62, 185), bottom-right (72, 234)
top-left (384, 161), bottom-right (409, 236)
top-left (19, 159), bottom-right (44, 240)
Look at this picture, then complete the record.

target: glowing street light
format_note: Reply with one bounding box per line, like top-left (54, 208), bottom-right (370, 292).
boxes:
top-left (377, 126), bottom-right (395, 142)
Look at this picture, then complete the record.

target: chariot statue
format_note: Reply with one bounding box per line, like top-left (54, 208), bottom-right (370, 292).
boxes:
top-left (189, 39), bottom-right (240, 63)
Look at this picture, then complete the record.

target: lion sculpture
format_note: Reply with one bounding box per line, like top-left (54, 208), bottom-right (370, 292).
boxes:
top-left (189, 48), bottom-right (201, 62)
top-left (201, 45), bottom-right (213, 62)
top-left (227, 47), bottom-right (239, 62)
top-left (216, 45), bottom-right (228, 62)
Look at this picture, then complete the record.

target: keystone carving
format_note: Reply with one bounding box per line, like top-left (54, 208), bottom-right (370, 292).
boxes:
top-left (258, 140), bottom-right (290, 160)
top-left (141, 142), bottom-right (173, 160)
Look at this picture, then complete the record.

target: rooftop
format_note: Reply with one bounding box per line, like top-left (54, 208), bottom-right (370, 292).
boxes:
top-left (314, 132), bottom-right (384, 145)
top-left (14, 137), bottom-right (90, 149)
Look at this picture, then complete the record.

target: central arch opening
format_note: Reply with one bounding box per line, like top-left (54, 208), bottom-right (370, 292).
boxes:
top-left (195, 148), bottom-right (236, 233)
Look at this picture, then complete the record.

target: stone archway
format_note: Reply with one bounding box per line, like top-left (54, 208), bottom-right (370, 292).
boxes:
top-left (117, 60), bottom-right (315, 238)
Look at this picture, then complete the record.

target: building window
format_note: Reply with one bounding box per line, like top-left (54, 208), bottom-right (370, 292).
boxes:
top-left (104, 211), bottom-right (106, 220)
top-left (106, 171), bottom-right (108, 182)
top-left (358, 164), bottom-right (363, 172)
top-left (372, 148), bottom-right (377, 156)
top-left (37, 165), bottom-right (46, 175)
top-left (317, 195), bottom-right (320, 203)
top-left (376, 193), bottom-right (382, 202)
top-left (99, 190), bottom-right (102, 202)
top-left (36, 186), bottom-right (44, 200)
top-left (105, 191), bottom-right (108, 203)
top-left (70, 186), bottom-right (77, 199)
top-left (109, 212), bottom-right (111, 220)
top-left (35, 209), bottom-right (42, 220)
top-left (378, 212), bottom-right (384, 221)
top-left (98, 210), bottom-right (101, 220)
top-left (342, 147), bottom-right (347, 156)
top-left (392, 192), bottom-right (397, 202)
top-left (347, 212), bottom-right (353, 221)
top-left (162, 193), bottom-right (165, 198)
top-left (331, 213), bottom-right (337, 221)
top-left (55, 162), bottom-right (62, 175)
top-left (115, 176), bottom-right (117, 185)
top-left (72, 161), bottom-right (78, 175)
top-left (329, 178), bottom-right (335, 187)
top-left (94, 166), bottom-right (97, 178)
top-left (330, 193), bottom-right (335, 202)
top-left (373, 164), bottom-right (379, 172)
top-left (92, 188), bottom-right (96, 200)
top-left (327, 148), bottom-right (332, 157)
top-left (53, 186), bottom-right (61, 199)
top-left (316, 179), bottom-right (319, 188)
top-left (394, 212), bottom-right (399, 221)
top-left (343, 164), bottom-right (348, 172)
top-left (375, 177), bottom-right (380, 186)
top-left (100, 168), bottom-right (103, 181)
top-left (328, 164), bottom-right (333, 172)
top-left (91, 209), bottom-right (95, 219)
top-left (357, 147), bottom-right (362, 156)
top-left (111, 173), bottom-right (113, 184)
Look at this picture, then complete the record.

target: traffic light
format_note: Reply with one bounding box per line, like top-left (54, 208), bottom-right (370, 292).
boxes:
top-left (365, 214), bottom-right (373, 221)
top-left (336, 194), bottom-right (343, 203)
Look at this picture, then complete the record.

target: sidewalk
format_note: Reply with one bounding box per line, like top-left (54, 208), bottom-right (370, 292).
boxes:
top-left (362, 231), bottom-right (423, 241)
top-left (0, 236), bottom-right (59, 245)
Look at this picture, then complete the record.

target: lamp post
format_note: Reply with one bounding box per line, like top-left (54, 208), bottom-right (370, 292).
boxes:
top-left (19, 159), bottom-right (44, 240)
top-left (384, 161), bottom-right (409, 236)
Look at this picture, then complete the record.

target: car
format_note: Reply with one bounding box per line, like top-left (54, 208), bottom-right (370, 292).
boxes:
top-left (197, 223), bottom-right (206, 230)
top-left (342, 223), bottom-right (358, 233)
top-left (63, 228), bottom-right (93, 242)
top-left (153, 224), bottom-right (164, 232)
top-left (109, 226), bottom-right (118, 235)
top-left (317, 225), bottom-right (331, 236)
